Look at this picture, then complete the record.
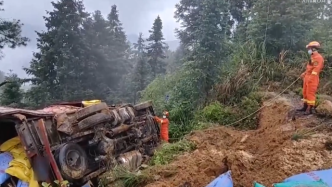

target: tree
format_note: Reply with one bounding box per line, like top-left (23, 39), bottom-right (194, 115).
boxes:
top-left (146, 16), bottom-right (167, 78)
top-left (104, 5), bottom-right (132, 103)
top-left (166, 44), bottom-right (186, 74)
top-left (0, 71), bottom-right (24, 107)
top-left (24, 0), bottom-right (93, 104)
top-left (175, 0), bottom-right (232, 102)
top-left (0, 1), bottom-right (29, 58)
top-left (132, 33), bottom-right (150, 103)
top-left (0, 70), bottom-right (5, 83)
top-left (81, 10), bottom-right (113, 99)
top-left (246, 0), bottom-right (323, 56)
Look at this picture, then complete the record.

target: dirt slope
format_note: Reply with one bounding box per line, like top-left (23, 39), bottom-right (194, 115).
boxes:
top-left (145, 95), bottom-right (332, 187)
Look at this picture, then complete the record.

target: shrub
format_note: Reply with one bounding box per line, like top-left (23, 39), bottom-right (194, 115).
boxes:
top-left (150, 140), bottom-right (196, 165)
top-left (194, 101), bottom-right (234, 125)
top-left (194, 92), bottom-right (262, 129)
top-left (235, 95), bottom-right (261, 129)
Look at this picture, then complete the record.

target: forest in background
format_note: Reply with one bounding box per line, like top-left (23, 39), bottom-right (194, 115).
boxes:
top-left (1, 0), bottom-right (332, 140)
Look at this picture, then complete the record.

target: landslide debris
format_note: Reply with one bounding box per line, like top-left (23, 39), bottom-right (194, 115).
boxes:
top-left (144, 95), bottom-right (332, 187)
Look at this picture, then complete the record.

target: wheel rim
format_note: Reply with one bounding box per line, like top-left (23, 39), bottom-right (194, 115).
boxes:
top-left (65, 150), bottom-right (82, 170)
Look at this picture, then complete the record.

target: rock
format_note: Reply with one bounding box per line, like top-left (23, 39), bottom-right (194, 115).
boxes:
top-left (316, 100), bottom-right (332, 117)
top-left (240, 135), bottom-right (249, 143)
top-left (140, 164), bottom-right (149, 168)
top-left (153, 175), bottom-right (161, 181)
top-left (318, 94), bottom-right (332, 103)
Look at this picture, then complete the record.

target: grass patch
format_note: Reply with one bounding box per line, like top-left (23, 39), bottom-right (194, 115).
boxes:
top-left (194, 92), bottom-right (262, 129)
top-left (150, 139), bottom-right (196, 165)
top-left (101, 166), bottom-right (151, 187)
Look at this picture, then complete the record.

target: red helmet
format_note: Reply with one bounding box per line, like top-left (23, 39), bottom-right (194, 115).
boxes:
top-left (306, 41), bottom-right (320, 49)
top-left (163, 111), bottom-right (169, 117)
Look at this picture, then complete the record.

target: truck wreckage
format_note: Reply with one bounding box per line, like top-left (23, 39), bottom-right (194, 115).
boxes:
top-left (0, 100), bottom-right (160, 186)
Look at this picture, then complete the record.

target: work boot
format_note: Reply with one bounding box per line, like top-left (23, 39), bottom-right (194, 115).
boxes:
top-left (296, 103), bottom-right (308, 112)
top-left (304, 105), bottom-right (313, 115)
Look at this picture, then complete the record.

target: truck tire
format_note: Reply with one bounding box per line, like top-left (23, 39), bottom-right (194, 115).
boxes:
top-left (58, 143), bottom-right (88, 181)
top-left (134, 101), bottom-right (152, 111)
top-left (75, 102), bottom-right (108, 121)
top-left (78, 113), bottom-right (113, 130)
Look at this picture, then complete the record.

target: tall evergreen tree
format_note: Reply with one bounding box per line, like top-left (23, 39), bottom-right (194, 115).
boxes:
top-left (0, 72), bottom-right (23, 107)
top-left (105, 5), bottom-right (131, 102)
top-left (175, 0), bottom-right (232, 102)
top-left (132, 33), bottom-right (150, 102)
top-left (146, 16), bottom-right (167, 78)
top-left (24, 0), bottom-right (92, 104)
top-left (0, 1), bottom-right (29, 58)
top-left (81, 10), bottom-right (112, 99)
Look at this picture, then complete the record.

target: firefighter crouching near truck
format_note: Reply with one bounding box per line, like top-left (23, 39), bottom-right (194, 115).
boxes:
top-left (149, 111), bottom-right (170, 143)
top-left (297, 41), bottom-right (324, 115)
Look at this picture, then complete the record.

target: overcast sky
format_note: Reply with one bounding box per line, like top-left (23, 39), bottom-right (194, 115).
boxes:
top-left (0, 0), bottom-right (180, 78)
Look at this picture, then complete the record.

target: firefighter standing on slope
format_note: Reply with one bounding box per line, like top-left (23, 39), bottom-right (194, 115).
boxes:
top-left (297, 41), bottom-right (324, 115)
top-left (150, 111), bottom-right (169, 143)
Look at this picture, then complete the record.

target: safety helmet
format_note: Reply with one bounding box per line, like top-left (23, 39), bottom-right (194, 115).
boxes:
top-left (163, 111), bottom-right (169, 117)
top-left (306, 41), bottom-right (320, 49)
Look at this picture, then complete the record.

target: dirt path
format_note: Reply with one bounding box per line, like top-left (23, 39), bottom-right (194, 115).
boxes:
top-left (145, 95), bottom-right (332, 187)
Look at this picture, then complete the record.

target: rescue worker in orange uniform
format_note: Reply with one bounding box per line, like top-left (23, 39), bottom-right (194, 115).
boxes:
top-left (152, 111), bottom-right (169, 142)
top-left (297, 41), bottom-right (324, 115)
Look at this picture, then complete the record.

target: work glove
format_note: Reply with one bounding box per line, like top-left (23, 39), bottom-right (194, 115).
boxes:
top-left (300, 72), bottom-right (305, 79)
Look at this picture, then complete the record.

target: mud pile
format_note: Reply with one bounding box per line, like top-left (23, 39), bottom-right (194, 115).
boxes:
top-left (145, 96), bottom-right (332, 187)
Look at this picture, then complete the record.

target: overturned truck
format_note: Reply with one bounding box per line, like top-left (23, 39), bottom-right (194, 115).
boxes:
top-left (0, 100), bottom-right (160, 186)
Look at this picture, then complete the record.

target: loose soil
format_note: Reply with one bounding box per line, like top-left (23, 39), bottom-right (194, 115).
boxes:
top-left (145, 95), bottom-right (332, 187)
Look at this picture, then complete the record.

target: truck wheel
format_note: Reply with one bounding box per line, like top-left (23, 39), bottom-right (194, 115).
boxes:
top-left (78, 113), bottom-right (113, 130)
top-left (75, 102), bottom-right (109, 120)
top-left (134, 101), bottom-right (152, 111)
top-left (58, 143), bottom-right (88, 181)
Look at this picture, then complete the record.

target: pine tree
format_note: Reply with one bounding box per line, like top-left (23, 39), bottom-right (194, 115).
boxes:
top-left (0, 1), bottom-right (29, 57)
top-left (175, 0), bottom-right (232, 102)
top-left (81, 10), bottom-right (112, 99)
top-left (146, 16), bottom-right (167, 78)
top-left (132, 33), bottom-right (150, 102)
top-left (133, 33), bottom-right (145, 56)
top-left (166, 44), bottom-right (186, 74)
top-left (105, 5), bottom-right (131, 103)
top-left (0, 72), bottom-right (23, 107)
top-left (0, 70), bottom-right (5, 84)
top-left (24, 0), bottom-right (92, 104)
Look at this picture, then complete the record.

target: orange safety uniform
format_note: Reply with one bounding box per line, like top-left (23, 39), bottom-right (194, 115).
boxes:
top-left (302, 51), bottom-right (324, 106)
top-left (153, 111), bottom-right (169, 142)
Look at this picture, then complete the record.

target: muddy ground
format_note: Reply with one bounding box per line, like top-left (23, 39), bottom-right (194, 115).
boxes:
top-left (144, 95), bottom-right (332, 187)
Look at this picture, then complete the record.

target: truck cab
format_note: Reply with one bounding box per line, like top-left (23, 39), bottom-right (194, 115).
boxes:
top-left (0, 101), bottom-right (160, 186)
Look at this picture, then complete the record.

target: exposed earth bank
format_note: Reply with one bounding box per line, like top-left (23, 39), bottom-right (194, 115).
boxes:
top-left (145, 95), bottom-right (332, 187)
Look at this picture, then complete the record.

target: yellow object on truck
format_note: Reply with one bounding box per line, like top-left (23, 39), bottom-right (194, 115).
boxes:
top-left (82, 100), bottom-right (101, 107)
top-left (0, 137), bottom-right (21, 152)
top-left (1, 136), bottom-right (38, 186)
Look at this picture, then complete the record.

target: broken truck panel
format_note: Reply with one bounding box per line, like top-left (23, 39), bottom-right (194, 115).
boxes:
top-left (0, 100), bottom-right (160, 186)
top-left (0, 106), bottom-right (53, 117)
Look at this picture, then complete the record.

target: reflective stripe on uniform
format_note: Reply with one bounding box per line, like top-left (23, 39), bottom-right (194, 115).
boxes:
top-left (312, 72), bottom-right (317, 75)
top-left (307, 100), bottom-right (315, 105)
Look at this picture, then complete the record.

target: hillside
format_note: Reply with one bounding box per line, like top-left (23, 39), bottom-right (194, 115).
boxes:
top-left (144, 94), bottom-right (332, 186)
top-left (103, 92), bottom-right (332, 187)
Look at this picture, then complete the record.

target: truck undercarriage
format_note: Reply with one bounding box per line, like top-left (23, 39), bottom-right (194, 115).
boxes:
top-left (0, 100), bottom-right (160, 186)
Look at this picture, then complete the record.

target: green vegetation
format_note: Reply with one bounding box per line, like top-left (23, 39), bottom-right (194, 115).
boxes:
top-left (99, 166), bottom-right (151, 187)
top-left (150, 140), bottom-right (196, 165)
top-left (1, 0), bottom-right (332, 185)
